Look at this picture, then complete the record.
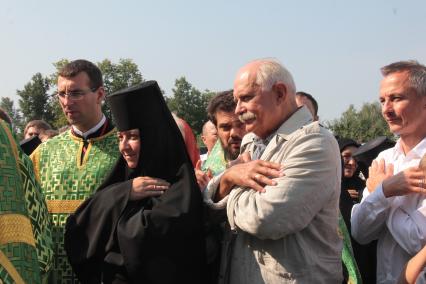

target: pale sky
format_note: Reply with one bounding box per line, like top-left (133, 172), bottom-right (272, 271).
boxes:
top-left (1, 0), bottom-right (425, 123)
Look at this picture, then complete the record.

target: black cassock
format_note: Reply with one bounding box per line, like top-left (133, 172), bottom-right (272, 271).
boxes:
top-left (64, 81), bottom-right (206, 284)
top-left (65, 158), bottom-right (206, 284)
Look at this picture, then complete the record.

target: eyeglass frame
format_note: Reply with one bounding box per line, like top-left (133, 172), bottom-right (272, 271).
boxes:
top-left (56, 87), bottom-right (99, 101)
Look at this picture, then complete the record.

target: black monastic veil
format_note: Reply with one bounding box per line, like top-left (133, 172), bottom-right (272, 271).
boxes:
top-left (65, 81), bottom-right (206, 284)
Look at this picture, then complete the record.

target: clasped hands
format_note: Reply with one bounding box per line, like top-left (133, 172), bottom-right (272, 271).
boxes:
top-left (367, 159), bottom-right (426, 198)
top-left (215, 153), bottom-right (284, 201)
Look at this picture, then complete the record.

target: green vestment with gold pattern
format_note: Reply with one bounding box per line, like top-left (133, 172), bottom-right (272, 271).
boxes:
top-left (0, 120), bottom-right (42, 284)
top-left (19, 147), bottom-right (54, 283)
top-left (202, 140), bottom-right (227, 176)
top-left (31, 129), bottom-right (119, 283)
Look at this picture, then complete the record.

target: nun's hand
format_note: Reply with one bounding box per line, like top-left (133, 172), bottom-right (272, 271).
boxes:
top-left (130, 177), bottom-right (170, 200)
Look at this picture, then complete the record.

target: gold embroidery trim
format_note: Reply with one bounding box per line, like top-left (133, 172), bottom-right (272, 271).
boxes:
top-left (0, 214), bottom-right (35, 247)
top-left (0, 121), bottom-right (20, 170)
top-left (47, 200), bottom-right (85, 214)
top-left (0, 250), bottom-right (25, 284)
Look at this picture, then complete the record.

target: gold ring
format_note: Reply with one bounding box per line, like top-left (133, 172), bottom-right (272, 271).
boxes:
top-left (254, 174), bottom-right (260, 181)
top-left (153, 184), bottom-right (157, 189)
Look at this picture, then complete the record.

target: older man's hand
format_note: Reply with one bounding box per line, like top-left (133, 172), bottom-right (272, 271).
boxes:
top-left (215, 158), bottom-right (283, 201)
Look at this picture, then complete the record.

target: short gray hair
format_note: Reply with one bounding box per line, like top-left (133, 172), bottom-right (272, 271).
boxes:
top-left (381, 60), bottom-right (426, 97)
top-left (255, 59), bottom-right (296, 94)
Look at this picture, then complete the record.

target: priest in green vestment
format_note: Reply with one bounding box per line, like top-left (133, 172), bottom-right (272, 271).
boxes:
top-left (30, 60), bottom-right (120, 283)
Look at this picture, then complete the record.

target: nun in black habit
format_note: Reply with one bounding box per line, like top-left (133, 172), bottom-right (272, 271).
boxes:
top-left (64, 81), bottom-right (206, 284)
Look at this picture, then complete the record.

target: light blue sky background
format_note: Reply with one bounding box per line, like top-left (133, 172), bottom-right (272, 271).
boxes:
top-left (1, 0), bottom-right (425, 123)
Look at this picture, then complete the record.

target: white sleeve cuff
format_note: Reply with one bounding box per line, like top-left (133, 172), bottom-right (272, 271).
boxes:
top-left (203, 171), bottom-right (228, 209)
top-left (367, 183), bottom-right (390, 208)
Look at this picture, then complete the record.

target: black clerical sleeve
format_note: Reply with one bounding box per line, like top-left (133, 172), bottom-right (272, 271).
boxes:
top-left (64, 163), bottom-right (205, 284)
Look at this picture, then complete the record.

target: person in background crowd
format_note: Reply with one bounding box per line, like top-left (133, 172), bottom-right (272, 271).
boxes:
top-left (352, 136), bottom-right (396, 179)
top-left (23, 120), bottom-right (52, 139)
top-left (195, 90), bottom-right (247, 190)
top-left (351, 60), bottom-right (426, 283)
top-left (39, 128), bottom-right (59, 142)
top-left (296, 91), bottom-right (319, 121)
top-left (205, 59), bottom-right (342, 283)
top-left (194, 90), bottom-right (248, 283)
top-left (338, 138), bottom-right (363, 224)
top-left (0, 107), bottom-right (12, 123)
top-left (173, 113), bottom-right (200, 167)
top-left (338, 138), bottom-right (376, 284)
top-left (30, 59), bottom-right (119, 283)
top-left (200, 120), bottom-right (218, 163)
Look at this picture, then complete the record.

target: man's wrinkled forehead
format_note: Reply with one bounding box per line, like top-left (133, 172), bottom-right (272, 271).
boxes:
top-left (234, 69), bottom-right (259, 99)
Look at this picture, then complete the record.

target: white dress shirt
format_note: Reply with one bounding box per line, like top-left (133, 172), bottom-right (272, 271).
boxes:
top-left (351, 138), bottom-right (426, 284)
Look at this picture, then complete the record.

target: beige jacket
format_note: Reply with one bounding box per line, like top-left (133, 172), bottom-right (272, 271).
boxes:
top-left (206, 106), bottom-right (342, 283)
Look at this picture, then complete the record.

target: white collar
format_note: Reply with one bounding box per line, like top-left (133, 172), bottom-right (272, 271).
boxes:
top-left (393, 137), bottom-right (426, 160)
top-left (72, 115), bottom-right (106, 139)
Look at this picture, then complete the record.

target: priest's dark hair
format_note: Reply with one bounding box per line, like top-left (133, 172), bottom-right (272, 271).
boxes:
top-left (58, 59), bottom-right (103, 90)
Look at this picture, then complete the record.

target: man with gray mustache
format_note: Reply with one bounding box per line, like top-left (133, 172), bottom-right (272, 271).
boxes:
top-left (205, 58), bottom-right (342, 283)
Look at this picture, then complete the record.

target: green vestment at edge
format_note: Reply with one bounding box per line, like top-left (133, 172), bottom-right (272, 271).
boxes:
top-left (31, 128), bottom-right (119, 283)
top-left (0, 119), bottom-right (53, 284)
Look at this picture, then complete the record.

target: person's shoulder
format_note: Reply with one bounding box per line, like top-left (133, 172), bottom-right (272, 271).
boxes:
top-left (241, 132), bottom-right (256, 148)
top-left (376, 146), bottom-right (395, 160)
top-left (299, 121), bottom-right (335, 140)
top-left (38, 130), bottom-right (71, 148)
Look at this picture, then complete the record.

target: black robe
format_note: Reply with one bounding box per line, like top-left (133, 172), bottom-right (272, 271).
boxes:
top-left (65, 158), bottom-right (206, 284)
top-left (340, 174), bottom-right (377, 284)
top-left (64, 81), bottom-right (206, 284)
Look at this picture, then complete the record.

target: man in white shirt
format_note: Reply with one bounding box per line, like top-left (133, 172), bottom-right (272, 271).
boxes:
top-left (351, 60), bottom-right (426, 283)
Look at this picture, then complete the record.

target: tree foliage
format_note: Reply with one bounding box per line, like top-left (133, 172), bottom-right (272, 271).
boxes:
top-left (326, 102), bottom-right (394, 143)
top-left (166, 77), bottom-right (214, 135)
top-left (17, 73), bottom-right (56, 126)
top-left (97, 59), bottom-right (144, 119)
top-left (0, 97), bottom-right (23, 135)
top-left (98, 59), bottom-right (144, 95)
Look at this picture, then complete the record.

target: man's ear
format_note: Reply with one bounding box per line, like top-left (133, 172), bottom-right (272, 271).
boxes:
top-left (96, 87), bottom-right (106, 104)
top-left (272, 82), bottom-right (287, 102)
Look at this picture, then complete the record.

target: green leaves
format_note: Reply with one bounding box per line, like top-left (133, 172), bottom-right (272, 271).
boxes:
top-left (326, 102), bottom-right (395, 143)
top-left (166, 77), bottom-right (214, 135)
top-left (17, 73), bottom-right (55, 126)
